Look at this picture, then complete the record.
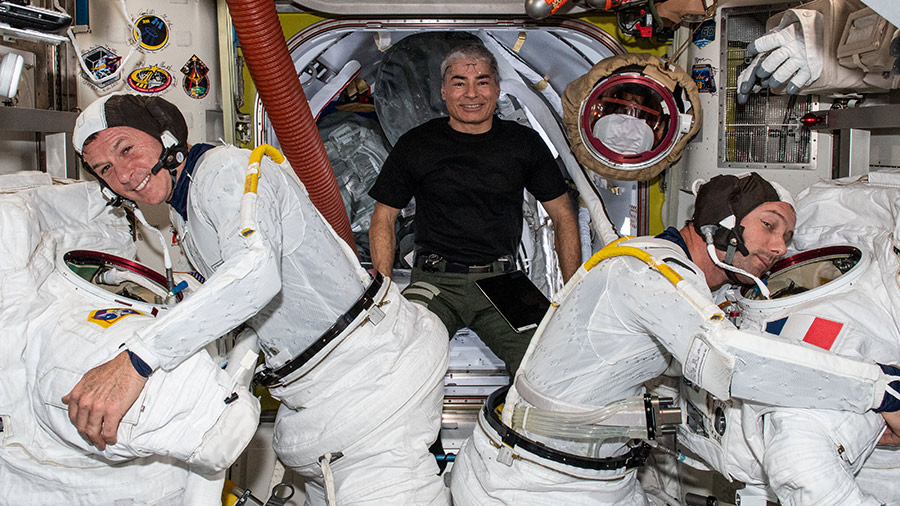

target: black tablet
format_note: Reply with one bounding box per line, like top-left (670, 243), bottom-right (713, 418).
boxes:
top-left (475, 270), bottom-right (551, 333)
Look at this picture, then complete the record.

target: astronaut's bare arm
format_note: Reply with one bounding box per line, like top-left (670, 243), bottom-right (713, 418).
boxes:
top-left (369, 202), bottom-right (401, 278)
top-left (879, 411), bottom-right (900, 444)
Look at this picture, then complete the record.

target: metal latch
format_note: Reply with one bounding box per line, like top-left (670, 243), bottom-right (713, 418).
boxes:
top-left (645, 394), bottom-right (682, 440)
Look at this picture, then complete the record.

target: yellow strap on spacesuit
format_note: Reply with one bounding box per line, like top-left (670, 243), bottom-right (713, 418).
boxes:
top-left (584, 236), bottom-right (685, 287)
top-left (587, 237), bottom-right (725, 322)
top-left (503, 235), bottom-right (719, 427)
top-left (245, 144), bottom-right (285, 195)
top-left (241, 145), bottom-right (286, 237)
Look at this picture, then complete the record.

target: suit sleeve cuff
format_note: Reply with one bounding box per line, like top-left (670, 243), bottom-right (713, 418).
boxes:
top-left (125, 350), bottom-right (152, 378)
top-left (121, 337), bottom-right (161, 372)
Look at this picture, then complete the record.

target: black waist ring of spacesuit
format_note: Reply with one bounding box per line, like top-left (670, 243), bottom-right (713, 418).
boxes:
top-left (483, 386), bottom-right (652, 471)
top-left (254, 273), bottom-right (385, 387)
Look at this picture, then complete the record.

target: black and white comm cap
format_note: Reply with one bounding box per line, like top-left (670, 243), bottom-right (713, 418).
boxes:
top-left (72, 93), bottom-right (188, 156)
top-left (691, 172), bottom-right (794, 254)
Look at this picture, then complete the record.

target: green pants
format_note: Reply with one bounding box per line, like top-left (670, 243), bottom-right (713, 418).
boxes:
top-left (402, 267), bottom-right (535, 376)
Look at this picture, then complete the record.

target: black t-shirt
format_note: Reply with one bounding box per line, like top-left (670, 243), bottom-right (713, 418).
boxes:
top-left (369, 117), bottom-right (567, 265)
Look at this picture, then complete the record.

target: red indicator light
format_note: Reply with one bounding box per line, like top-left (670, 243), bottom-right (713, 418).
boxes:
top-left (799, 112), bottom-right (825, 128)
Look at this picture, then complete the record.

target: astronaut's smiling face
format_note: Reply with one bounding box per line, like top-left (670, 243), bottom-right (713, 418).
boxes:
top-left (441, 58), bottom-right (500, 135)
top-left (82, 126), bottom-right (174, 205)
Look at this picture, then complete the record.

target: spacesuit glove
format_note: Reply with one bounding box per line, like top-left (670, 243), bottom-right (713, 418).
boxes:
top-left (737, 22), bottom-right (814, 104)
top-left (736, 54), bottom-right (764, 105)
top-left (874, 363), bottom-right (900, 413)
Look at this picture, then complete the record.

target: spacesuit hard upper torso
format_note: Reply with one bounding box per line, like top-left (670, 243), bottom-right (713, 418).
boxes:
top-left (734, 176), bottom-right (900, 506)
top-left (513, 236), bottom-right (703, 458)
top-left (0, 179), bottom-right (258, 506)
top-left (155, 145), bottom-right (450, 491)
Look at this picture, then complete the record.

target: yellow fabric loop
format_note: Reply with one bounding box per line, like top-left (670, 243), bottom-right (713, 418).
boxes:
top-left (584, 237), bottom-right (684, 287)
top-left (249, 144), bottom-right (286, 165)
top-left (245, 144), bottom-right (286, 195)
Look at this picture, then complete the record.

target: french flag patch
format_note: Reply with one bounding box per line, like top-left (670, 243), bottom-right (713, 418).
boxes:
top-left (765, 315), bottom-right (844, 351)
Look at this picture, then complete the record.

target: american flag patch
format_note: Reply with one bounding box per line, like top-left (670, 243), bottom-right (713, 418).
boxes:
top-left (765, 315), bottom-right (844, 351)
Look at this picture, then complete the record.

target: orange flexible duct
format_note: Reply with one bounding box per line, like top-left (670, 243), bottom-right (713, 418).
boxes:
top-left (225, 0), bottom-right (357, 253)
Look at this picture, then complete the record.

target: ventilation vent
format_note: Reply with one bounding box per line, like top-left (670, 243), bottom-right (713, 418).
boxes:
top-left (719, 4), bottom-right (815, 168)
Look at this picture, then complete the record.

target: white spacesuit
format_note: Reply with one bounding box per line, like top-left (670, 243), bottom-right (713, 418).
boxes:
top-left (732, 174), bottom-right (900, 506)
top-left (0, 175), bottom-right (259, 505)
top-left (450, 185), bottom-right (900, 505)
top-left (69, 92), bottom-right (451, 505)
top-left (133, 144), bottom-right (449, 505)
top-left (655, 173), bottom-right (900, 506)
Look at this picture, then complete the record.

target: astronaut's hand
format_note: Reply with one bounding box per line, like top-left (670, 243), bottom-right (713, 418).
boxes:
top-left (878, 413), bottom-right (900, 445)
top-left (737, 23), bottom-right (815, 104)
top-left (61, 351), bottom-right (148, 450)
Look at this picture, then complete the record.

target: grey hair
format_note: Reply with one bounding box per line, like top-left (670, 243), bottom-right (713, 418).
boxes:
top-left (440, 44), bottom-right (499, 83)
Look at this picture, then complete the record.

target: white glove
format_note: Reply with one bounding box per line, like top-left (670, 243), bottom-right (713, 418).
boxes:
top-left (737, 23), bottom-right (816, 104)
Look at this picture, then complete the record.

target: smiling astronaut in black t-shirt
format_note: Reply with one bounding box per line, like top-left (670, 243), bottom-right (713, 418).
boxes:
top-left (368, 43), bottom-right (581, 375)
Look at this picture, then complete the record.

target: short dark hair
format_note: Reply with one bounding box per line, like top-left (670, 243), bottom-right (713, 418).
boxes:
top-left (82, 132), bottom-right (100, 152)
top-left (440, 44), bottom-right (499, 83)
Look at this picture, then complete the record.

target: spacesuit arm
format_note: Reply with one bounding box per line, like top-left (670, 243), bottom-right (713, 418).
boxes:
top-left (737, 7), bottom-right (827, 102)
top-left (124, 153), bottom-right (283, 372)
top-left (39, 329), bottom-right (260, 475)
top-left (609, 254), bottom-right (887, 413)
top-left (756, 407), bottom-right (884, 506)
top-left (737, 0), bottom-right (895, 100)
